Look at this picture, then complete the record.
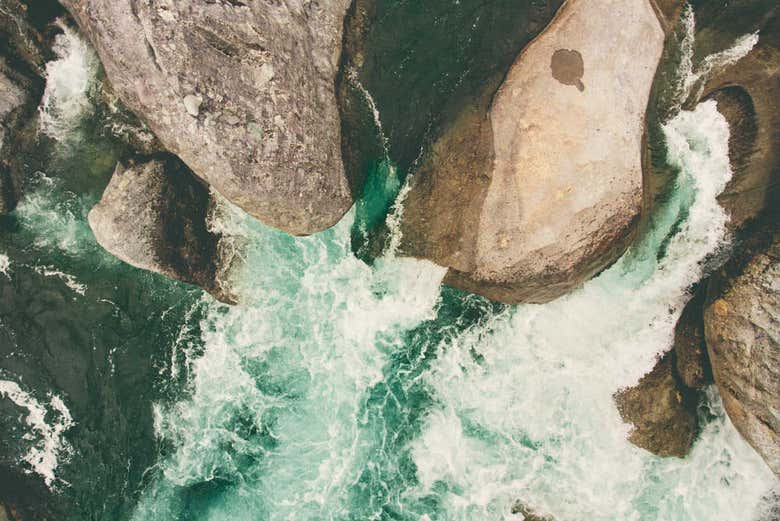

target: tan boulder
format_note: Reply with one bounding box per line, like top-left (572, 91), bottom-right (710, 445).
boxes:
top-left (402, 0), bottom-right (666, 303)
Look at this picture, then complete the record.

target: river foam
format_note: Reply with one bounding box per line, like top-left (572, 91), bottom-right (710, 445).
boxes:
top-left (0, 380), bottom-right (74, 489)
top-left (117, 9), bottom-right (777, 521)
top-left (39, 21), bottom-right (98, 143)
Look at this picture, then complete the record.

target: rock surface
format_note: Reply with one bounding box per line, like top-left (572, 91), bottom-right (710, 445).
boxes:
top-left (401, 0), bottom-right (665, 304)
top-left (0, 66), bottom-right (28, 213)
top-left (614, 352), bottom-right (698, 458)
top-left (88, 157), bottom-right (235, 303)
top-left (704, 230), bottom-right (780, 477)
top-left (0, 0), bottom-right (55, 214)
top-left (340, 0), bottom-right (564, 258)
top-left (61, 0), bottom-right (354, 235)
top-left (673, 283), bottom-right (713, 389)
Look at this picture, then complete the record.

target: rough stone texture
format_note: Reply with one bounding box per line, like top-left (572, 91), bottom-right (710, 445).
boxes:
top-left (511, 502), bottom-right (556, 521)
top-left (88, 157), bottom-right (235, 303)
top-left (690, 4), bottom-right (780, 232)
top-left (61, 0), bottom-right (354, 235)
top-left (673, 283), bottom-right (713, 389)
top-left (402, 0), bottom-right (665, 304)
top-left (614, 353), bottom-right (698, 458)
top-left (704, 230), bottom-right (780, 477)
top-left (0, 66), bottom-right (27, 212)
top-left (0, 0), bottom-right (52, 215)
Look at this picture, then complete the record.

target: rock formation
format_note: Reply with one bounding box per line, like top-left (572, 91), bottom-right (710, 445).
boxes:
top-left (614, 352), bottom-right (698, 458)
top-left (673, 284), bottom-right (713, 389)
top-left (704, 229), bottom-right (780, 477)
top-left (400, 0), bottom-right (666, 303)
top-left (88, 156), bottom-right (236, 304)
top-left (339, 0), bottom-right (564, 258)
top-left (0, 66), bottom-right (29, 213)
top-left (0, 0), bottom-right (60, 214)
top-left (701, 11), bottom-right (780, 232)
top-left (61, 0), bottom-right (354, 235)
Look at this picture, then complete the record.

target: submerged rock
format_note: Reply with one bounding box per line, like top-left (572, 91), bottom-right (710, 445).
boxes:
top-left (704, 229), bottom-right (780, 477)
top-left (401, 0), bottom-right (666, 304)
top-left (614, 352), bottom-right (698, 458)
top-left (61, 0), bottom-right (354, 235)
top-left (88, 157), bottom-right (236, 304)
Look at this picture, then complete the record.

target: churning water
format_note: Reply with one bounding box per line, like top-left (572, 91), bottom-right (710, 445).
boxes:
top-left (0, 9), bottom-right (778, 521)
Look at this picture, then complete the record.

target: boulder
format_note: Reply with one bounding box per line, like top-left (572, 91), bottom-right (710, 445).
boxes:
top-left (673, 283), bottom-right (713, 389)
top-left (341, 0), bottom-right (564, 260)
top-left (400, 0), bottom-right (666, 304)
top-left (88, 157), bottom-right (236, 304)
top-left (704, 229), bottom-right (780, 477)
top-left (698, 6), bottom-right (780, 231)
top-left (61, 0), bottom-right (354, 235)
top-left (614, 352), bottom-right (698, 458)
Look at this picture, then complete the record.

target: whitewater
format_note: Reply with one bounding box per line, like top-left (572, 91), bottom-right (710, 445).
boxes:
top-left (0, 7), bottom-right (776, 521)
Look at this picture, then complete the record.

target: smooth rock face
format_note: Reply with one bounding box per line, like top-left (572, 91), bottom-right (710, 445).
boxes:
top-left (704, 232), bottom-right (780, 477)
top-left (88, 157), bottom-right (235, 303)
top-left (614, 353), bottom-right (698, 458)
top-left (402, 0), bottom-right (665, 304)
top-left (62, 0), bottom-right (353, 235)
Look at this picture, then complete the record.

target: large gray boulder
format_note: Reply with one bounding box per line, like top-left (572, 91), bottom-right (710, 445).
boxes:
top-left (61, 0), bottom-right (354, 235)
top-left (88, 157), bottom-right (236, 303)
top-left (704, 230), bottom-right (780, 477)
top-left (401, 0), bottom-right (667, 303)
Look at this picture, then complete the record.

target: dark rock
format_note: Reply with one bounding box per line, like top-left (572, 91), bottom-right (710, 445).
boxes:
top-left (673, 283), bottom-right (713, 389)
top-left (88, 156), bottom-right (237, 304)
top-left (614, 352), bottom-right (698, 458)
top-left (0, 0), bottom-right (55, 214)
top-left (704, 228), bottom-right (780, 477)
top-left (698, 5), bottom-right (779, 232)
top-left (0, 64), bottom-right (29, 213)
top-left (60, 0), bottom-right (354, 235)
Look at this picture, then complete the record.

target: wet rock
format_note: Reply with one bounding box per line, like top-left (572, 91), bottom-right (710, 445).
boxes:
top-left (614, 352), bottom-right (698, 458)
top-left (673, 283), bottom-right (713, 389)
top-left (88, 156), bottom-right (236, 304)
top-left (61, 0), bottom-right (354, 235)
top-left (698, 7), bottom-right (780, 231)
top-left (704, 229), bottom-right (780, 477)
top-left (0, 66), bottom-right (29, 213)
top-left (0, 0), bottom-right (56, 214)
top-left (401, 0), bottom-right (665, 304)
top-left (511, 501), bottom-right (556, 521)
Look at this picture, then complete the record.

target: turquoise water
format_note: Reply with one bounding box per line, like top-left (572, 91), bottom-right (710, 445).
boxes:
top-left (125, 100), bottom-right (777, 521)
top-left (0, 10), bottom-right (778, 521)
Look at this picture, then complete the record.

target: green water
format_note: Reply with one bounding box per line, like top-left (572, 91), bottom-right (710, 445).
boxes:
top-left (0, 6), bottom-right (778, 521)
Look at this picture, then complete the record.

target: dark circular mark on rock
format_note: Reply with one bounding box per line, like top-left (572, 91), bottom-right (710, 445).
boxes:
top-left (551, 48), bottom-right (585, 92)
